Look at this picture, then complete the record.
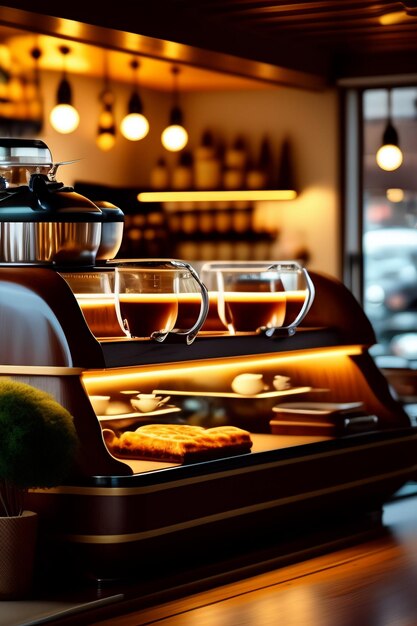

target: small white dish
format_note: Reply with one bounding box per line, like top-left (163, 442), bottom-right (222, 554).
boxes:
top-left (231, 373), bottom-right (267, 396)
top-left (130, 393), bottom-right (170, 413)
top-left (99, 406), bottom-right (181, 429)
top-left (89, 395), bottom-right (111, 415)
top-left (273, 375), bottom-right (291, 391)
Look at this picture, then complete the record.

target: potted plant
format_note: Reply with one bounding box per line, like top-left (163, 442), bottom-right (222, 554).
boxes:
top-left (0, 377), bottom-right (79, 599)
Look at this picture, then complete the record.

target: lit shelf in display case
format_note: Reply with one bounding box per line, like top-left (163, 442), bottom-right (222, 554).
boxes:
top-left (137, 189), bottom-right (298, 203)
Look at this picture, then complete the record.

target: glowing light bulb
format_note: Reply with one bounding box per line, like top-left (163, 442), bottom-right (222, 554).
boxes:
top-left (161, 124), bottom-right (188, 152)
top-left (120, 112), bottom-right (149, 141)
top-left (386, 188), bottom-right (404, 202)
top-left (98, 109), bottom-right (114, 128)
top-left (50, 46), bottom-right (79, 134)
top-left (376, 144), bottom-right (403, 171)
top-left (49, 103), bottom-right (80, 134)
top-left (96, 130), bottom-right (116, 151)
top-left (376, 93), bottom-right (403, 172)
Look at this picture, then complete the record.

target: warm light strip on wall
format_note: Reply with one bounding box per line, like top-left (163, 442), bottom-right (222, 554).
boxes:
top-left (379, 10), bottom-right (409, 25)
top-left (137, 189), bottom-right (298, 203)
top-left (82, 345), bottom-right (363, 386)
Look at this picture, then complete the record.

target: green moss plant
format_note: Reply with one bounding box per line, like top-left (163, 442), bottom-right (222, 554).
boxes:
top-left (0, 378), bottom-right (79, 517)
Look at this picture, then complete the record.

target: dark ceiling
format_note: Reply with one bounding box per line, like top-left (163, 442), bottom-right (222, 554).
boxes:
top-left (145, 0), bottom-right (417, 82)
top-left (2, 1), bottom-right (417, 88)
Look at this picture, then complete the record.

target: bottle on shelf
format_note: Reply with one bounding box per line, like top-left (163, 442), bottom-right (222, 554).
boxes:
top-left (172, 151), bottom-right (194, 190)
top-left (150, 157), bottom-right (170, 190)
top-left (252, 136), bottom-right (274, 189)
top-left (194, 130), bottom-right (222, 190)
top-left (223, 135), bottom-right (247, 190)
top-left (224, 135), bottom-right (247, 170)
top-left (245, 156), bottom-right (267, 190)
top-left (276, 138), bottom-right (296, 191)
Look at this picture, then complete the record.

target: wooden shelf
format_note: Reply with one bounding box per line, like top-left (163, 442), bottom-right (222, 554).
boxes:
top-left (152, 385), bottom-right (313, 399)
top-left (97, 328), bottom-right (363, 368)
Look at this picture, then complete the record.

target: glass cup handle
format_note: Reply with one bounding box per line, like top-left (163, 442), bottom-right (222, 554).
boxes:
top-left (152, 260), bottom-right (210, 345)
top-left (265, 268), bottom-right (315, 338)
top-left (113, 268), bottom-right (132, 338)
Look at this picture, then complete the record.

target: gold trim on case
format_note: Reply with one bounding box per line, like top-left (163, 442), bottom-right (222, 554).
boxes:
top-left (56, 465), bottom-right (417, 544)
top-left (0, 365), bottom-right (83, 375)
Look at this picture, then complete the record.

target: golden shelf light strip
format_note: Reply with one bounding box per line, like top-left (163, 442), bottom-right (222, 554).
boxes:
top-left (82, 346), bottom-right (364, 385)
top-left (137, 189), bottom-right (297, 203)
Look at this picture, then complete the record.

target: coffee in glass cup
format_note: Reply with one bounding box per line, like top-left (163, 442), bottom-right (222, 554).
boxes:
top-left (59, 269), bottom-right (124, 338)
top-left (215, 265), bottom-right (287, 334)
top-left (201, 261), bottom-right (314, 336)
top-left (113, 259), bottom-right (208, 344)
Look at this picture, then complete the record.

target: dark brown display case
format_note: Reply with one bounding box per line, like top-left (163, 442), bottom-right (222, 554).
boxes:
top-left (0, 265), bottom-right (416, 583)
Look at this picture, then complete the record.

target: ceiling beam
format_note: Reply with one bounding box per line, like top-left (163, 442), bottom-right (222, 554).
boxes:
top-left (0, 3), bottom-right (329, 90)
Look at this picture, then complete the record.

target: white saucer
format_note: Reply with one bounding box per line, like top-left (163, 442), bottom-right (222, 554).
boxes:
top-left (98, 406), bottom-right (181, 429)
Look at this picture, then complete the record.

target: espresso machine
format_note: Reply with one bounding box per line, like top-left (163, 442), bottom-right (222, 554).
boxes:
top-left (0, 138), bottom-right (124, 266)
top-left (0, 137), bottom-right (417, 585)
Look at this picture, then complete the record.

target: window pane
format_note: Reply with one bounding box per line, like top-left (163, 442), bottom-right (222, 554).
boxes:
top-left (363, 87), bottom-right (417, 365)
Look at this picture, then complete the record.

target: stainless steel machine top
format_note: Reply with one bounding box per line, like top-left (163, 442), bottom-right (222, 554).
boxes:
top-left (0, 138), bottom-right (124, 265)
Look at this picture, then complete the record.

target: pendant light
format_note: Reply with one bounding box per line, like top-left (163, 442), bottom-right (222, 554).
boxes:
top-left (30, 46), bottom-right (43, 113)
top-left (161, 66), bottom-right (188, 152)
top-left (49, 45), bottom-right (79, 134)
top-left (96, 53), bottom-right (116, 151)
top-left (376, 88), bottom-right (403, 172)
top-left (29, 46), bottom-right (44, 129)
top-left (120, 58), bottom-right (149, 141)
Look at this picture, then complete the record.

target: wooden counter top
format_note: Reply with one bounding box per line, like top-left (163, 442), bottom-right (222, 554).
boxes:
top-left (94, 482), bottom-right (417, 626)
top-left (2, 483), bottom-right (417, 625)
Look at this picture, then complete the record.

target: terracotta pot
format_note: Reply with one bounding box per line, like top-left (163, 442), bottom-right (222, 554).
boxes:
top-left (0, 510), bottom-right (38, 600)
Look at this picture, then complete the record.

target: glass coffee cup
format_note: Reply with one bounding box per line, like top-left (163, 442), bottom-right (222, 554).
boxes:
top-left (112, 259), bottom-right (209, 344)
top-left (200, 261), bottom-right (314, 336)
top-left (59, 269), bottom-right (124, 338)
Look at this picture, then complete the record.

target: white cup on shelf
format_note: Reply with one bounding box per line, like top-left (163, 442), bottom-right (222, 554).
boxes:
top-left (89, 395), bottom-right (111, 415)
top-left (231, 373), bottom-right (266, 396)
top-left (130, 393), bottom-right (170, 413)
top-left (273, 375), bottom-right (291, 391)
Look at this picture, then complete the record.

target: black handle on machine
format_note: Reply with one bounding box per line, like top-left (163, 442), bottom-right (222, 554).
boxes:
top-left (29, 173), bottom-right (70, 212)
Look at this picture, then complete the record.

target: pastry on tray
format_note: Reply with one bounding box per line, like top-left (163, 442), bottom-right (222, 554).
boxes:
top-left (103, 423), bottom-right (253, 463)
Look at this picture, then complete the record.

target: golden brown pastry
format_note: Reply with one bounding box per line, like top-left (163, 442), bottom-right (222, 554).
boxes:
top-left (110, 423), bottom-right (253, 463)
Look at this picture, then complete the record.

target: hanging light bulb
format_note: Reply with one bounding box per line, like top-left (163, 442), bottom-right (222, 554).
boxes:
top-left (96, 54), bottom-right (116, 151)
top-left (120, 58), bottom-right (149, 141)
top-left (376, 88), bottom-right (403, 172)
top-left (97, 90), bottom-right (116, 151)
top-left (49, 45), bottom-right (79, 134)
top-left (161, 66), bottom-right (188, 152)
